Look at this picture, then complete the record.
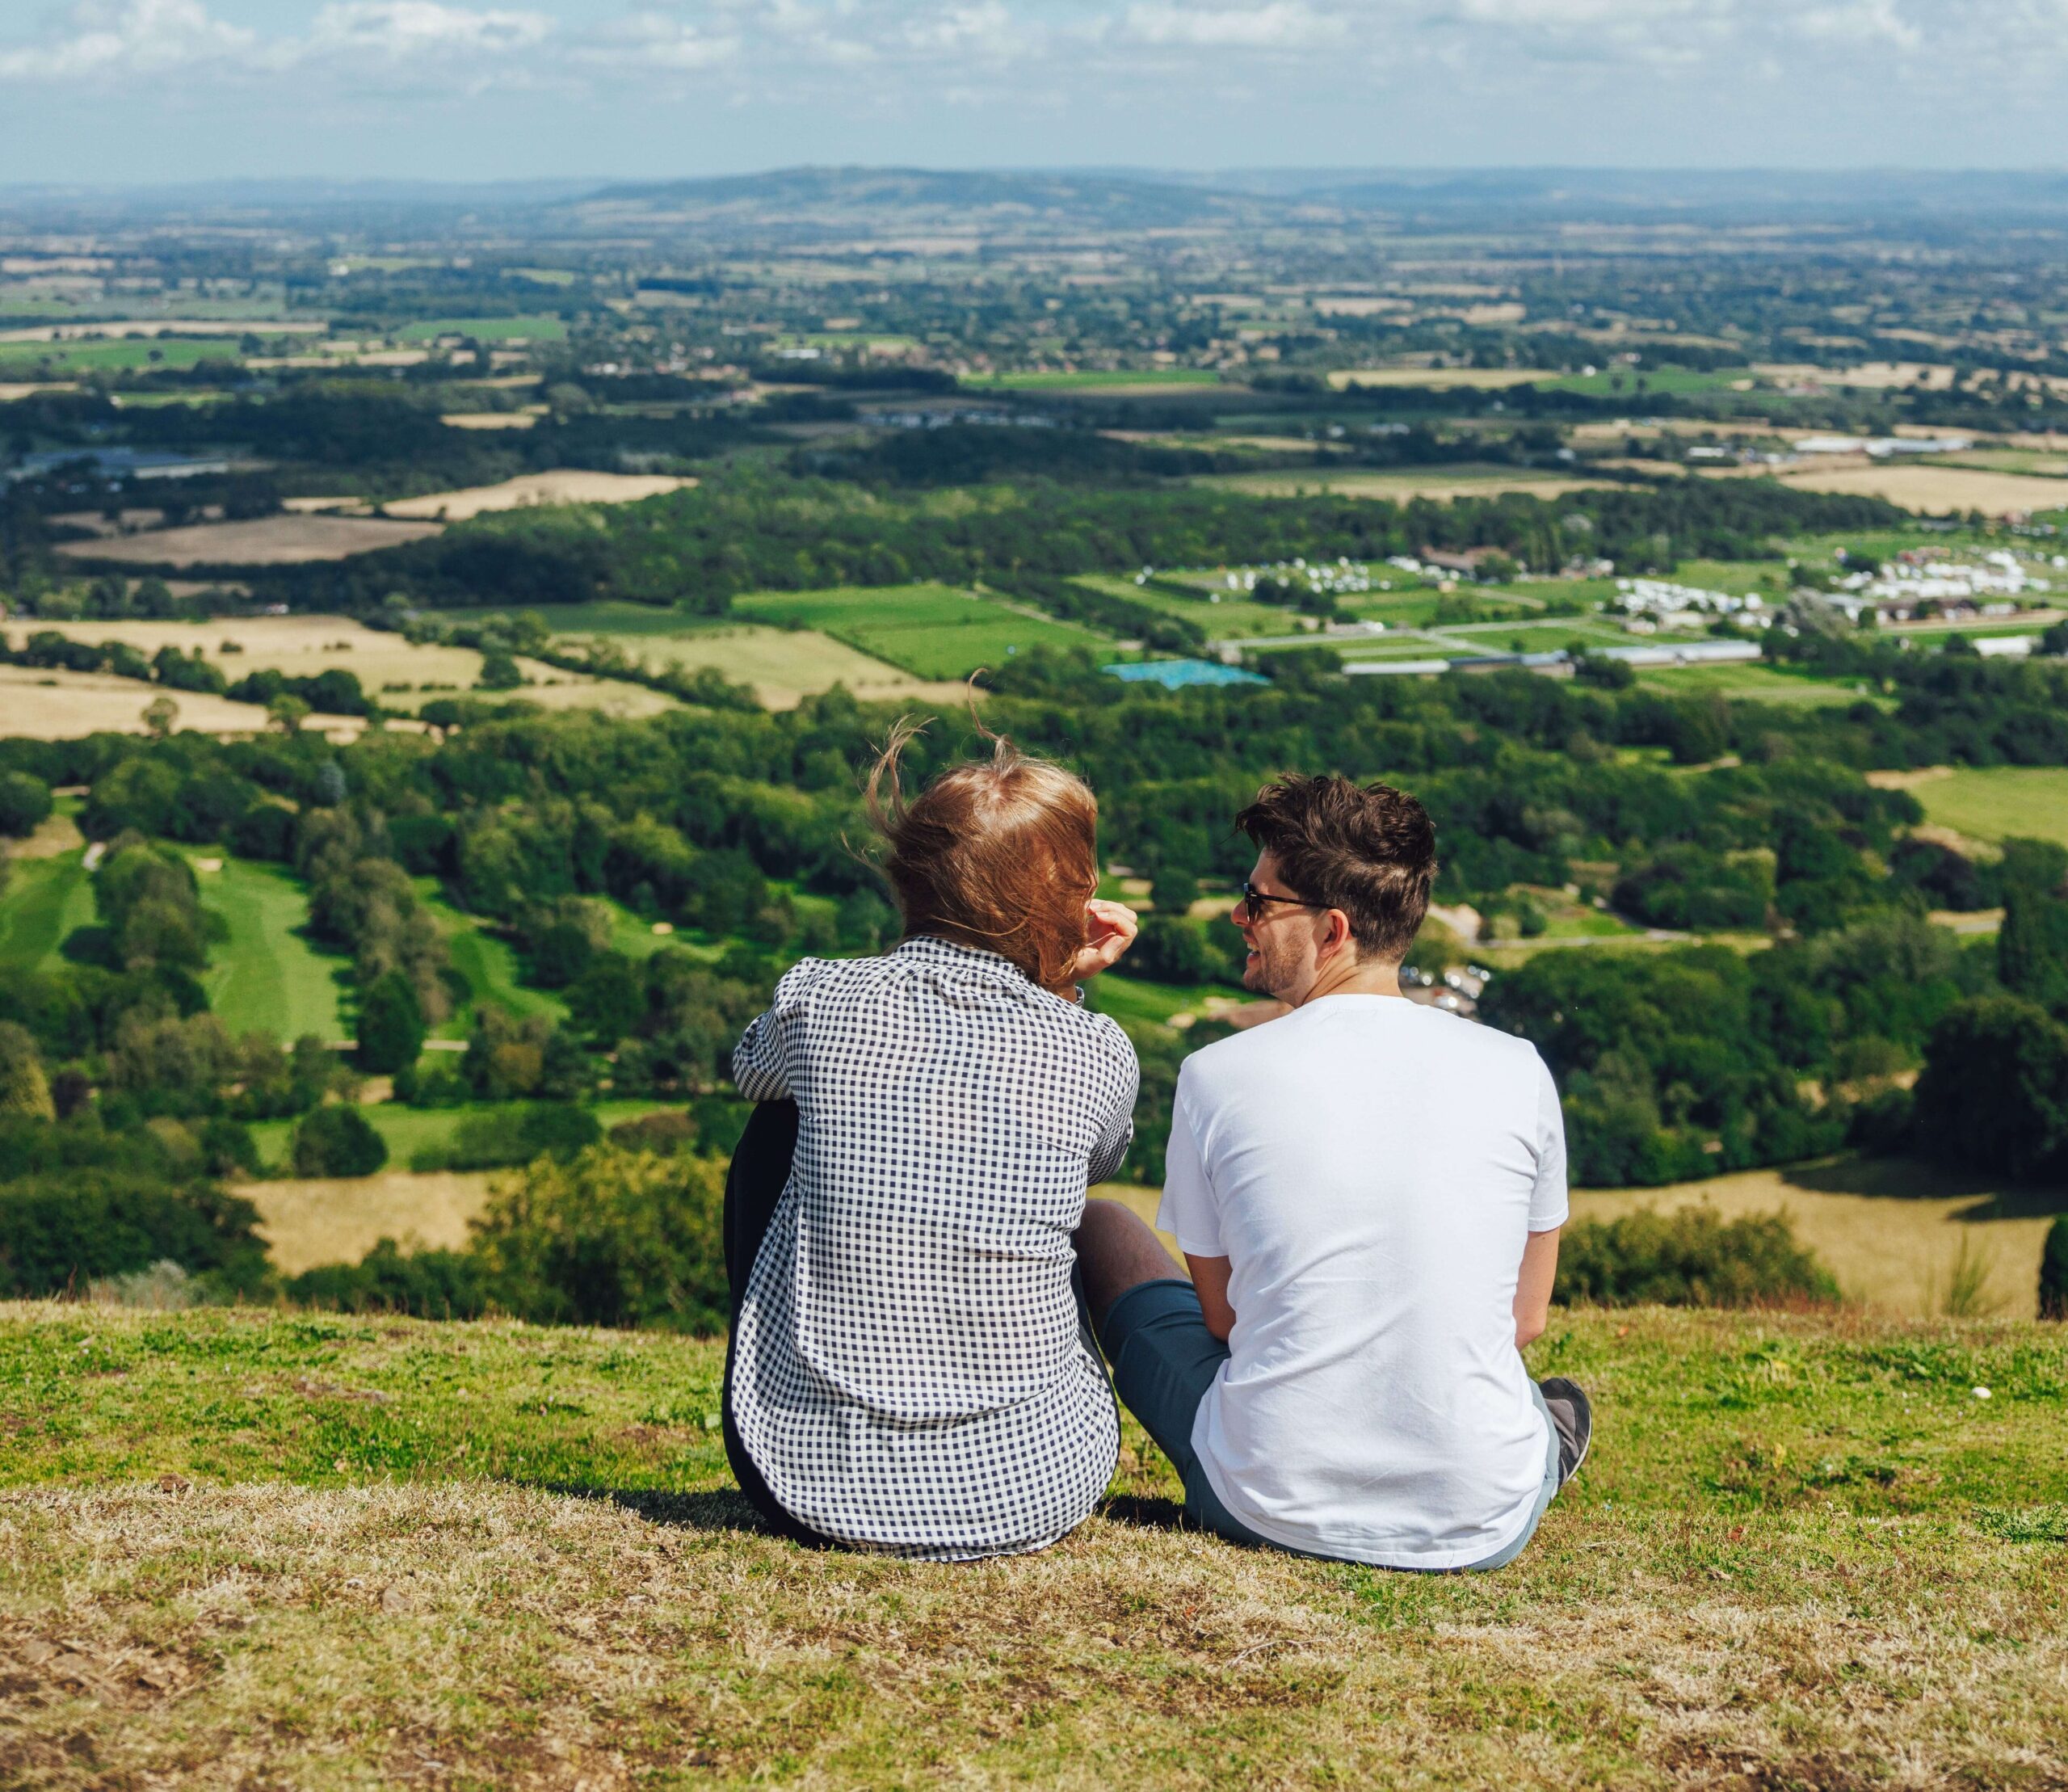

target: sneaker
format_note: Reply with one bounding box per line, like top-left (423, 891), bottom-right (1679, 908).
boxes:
top-left (1538, 1376), bottom-right (1592, 1486)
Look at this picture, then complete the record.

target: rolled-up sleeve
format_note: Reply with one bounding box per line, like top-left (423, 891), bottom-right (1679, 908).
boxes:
top-left (1086, 1024), bottom-right (1139, 1186)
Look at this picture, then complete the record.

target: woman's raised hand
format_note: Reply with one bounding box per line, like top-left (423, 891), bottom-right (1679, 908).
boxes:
top-left (1071, 898), bottom-right (1140, 982)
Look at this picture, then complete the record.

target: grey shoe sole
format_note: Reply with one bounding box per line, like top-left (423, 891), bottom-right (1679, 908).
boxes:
top-left (1538, 1375), bottom-right (1592, 1485)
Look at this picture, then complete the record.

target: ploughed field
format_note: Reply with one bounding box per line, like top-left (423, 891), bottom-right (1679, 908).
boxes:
top-left (2, 1304), bottom-right (2063, 1788)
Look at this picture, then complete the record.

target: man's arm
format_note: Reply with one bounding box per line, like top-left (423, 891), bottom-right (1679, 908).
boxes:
top-left (1187, 1253), bottom-right (1236, 1341)
top-left (1515, 1226), bottom-right (1560, 1349)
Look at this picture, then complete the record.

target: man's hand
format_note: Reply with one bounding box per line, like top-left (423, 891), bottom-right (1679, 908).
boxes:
top-left (1071, 898), bottom-right (1139, 982)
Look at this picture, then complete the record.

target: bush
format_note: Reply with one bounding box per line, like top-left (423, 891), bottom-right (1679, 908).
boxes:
top-left (291, 1105), bottom-right (389, 1178)
top-left (355, 969), bottom-right (426, 1075)
top-left (1557, 1205), bottom-right (1840, 1308)
top-left (0, 1172), bottom-right (268, 1298)
top-left (287, 1238), bottom-right (492, 1319)
top-left (472, 1143), bottom-right (726, 1331)
top-left (607, 1109), bottom-right (697, 1155)
top-left (2041, 1216), bottom-right (2068, 1323)
top-left (0, 772), bottom-right (54, 839)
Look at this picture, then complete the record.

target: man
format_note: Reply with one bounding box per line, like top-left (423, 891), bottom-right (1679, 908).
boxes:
top-left (1075, 774), bottom-right (1589, 1570)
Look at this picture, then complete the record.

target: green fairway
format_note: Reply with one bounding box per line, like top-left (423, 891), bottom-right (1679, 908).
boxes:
top-left (732, 583), bottom-right (1106, 679)
top-left (416, 883), bottom-right (565, 1036)
top-left (1633, 661), bottom-right (1888, 707)
top-left (185, 855), bottom-right (348, 1044)
top-left (0, 856), bottom-right (94, 971)
top-left (1087, 973), bottom-right (1246, 1029)
top-left (1907, 766), bottom-right (2068, 849)
top-left (246, 1096), bottom-right (675, 1172)
top-left (395, 314), bottom-right (567, 343)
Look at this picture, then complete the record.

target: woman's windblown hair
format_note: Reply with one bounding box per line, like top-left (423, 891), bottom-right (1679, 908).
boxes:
top-left (865, 714), bottom-right (1098, 992)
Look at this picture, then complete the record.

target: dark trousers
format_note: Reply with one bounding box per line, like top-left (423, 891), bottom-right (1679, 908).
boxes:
top-left (721, 1099), bottom-right (826, 1544)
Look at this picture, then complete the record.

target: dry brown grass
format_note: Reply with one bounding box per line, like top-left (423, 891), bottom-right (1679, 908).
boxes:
top-left (1203, 469), bottom-right (1608, 503)
top-left (2, 810), bottom-right (83, 861)
top-left (1776, 461), bottom-right (2068, 515)
top-left (1571, 1159), bottom-right (2055, 1318)
top-left (621, 622), bottom-right (968, 711)
top-left (2, 1303), bottom-right (2064, 1788)
top-left (10, 616), bottom-right (676, 720)
top-left (382, 471), bottom-right (693, 520)
top-left (241, 1171), bottom-right (498, 1273)
top-left (0, 666), bottom-right (366, 741)
top-left (51, 515), bottom-right (442, 567)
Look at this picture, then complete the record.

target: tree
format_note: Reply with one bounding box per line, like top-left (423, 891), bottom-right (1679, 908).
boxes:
top-left (292, 1105), bottom-right (390, 1178)
top-left (2040, 1215), bottom-right (2068, 1322)
top-left (471, 1143), bottom-right (727, 1332)
top-left (355, 969), bottom-right (427, 1075)
top-left (1911, 996), bottom-right (2068, 1182)
top-left (477, 650), bottom-right (524, 692)
top-left (141, 694), bottom-right (180, 740)
top-left (267, 693), bottom-right (312, 736)
top-left (0, 1022), bottom-right (55, 1121)
top-left (0, 772), bottom-right (53, 839)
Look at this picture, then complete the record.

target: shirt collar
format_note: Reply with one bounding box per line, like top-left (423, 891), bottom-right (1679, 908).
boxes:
top-left (893, 933), bottom-right (1032, 983)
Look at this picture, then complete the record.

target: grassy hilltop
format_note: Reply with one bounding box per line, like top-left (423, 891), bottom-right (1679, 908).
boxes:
top-left (3, 1305), bottom-right (2066, 1787)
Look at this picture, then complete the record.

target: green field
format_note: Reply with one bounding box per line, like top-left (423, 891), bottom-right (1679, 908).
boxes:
top-left (246, 1096), bottom-right (675, 1172)
top-left (1070, 574), bottom-right (1299, 638)
top-left (183, 854), bottom-right (348, 1044)
top-left (1632, 661), bottom-right (1887, 707)
top-left (395, 315), bottom-right (568, 344)
top-left (1087, 973), bottom-right (1246, 1029)
top-left (1908, 766), bottom-right (2068, 849)
top-left (0, 338), bottom-right (241, 373)
top-left (732, 583), bottom-right (1106, 679)
top-left (3, 1303), bottom-right (2064, 1786)
top-left (0, 856), bottom-right (94, 971)
top-left (1436, 620), bottom-right (1633, 654)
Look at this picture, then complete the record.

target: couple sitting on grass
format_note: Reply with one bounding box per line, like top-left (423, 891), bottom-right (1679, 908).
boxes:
top-left (722, 726), bottom-right (1590, 1569)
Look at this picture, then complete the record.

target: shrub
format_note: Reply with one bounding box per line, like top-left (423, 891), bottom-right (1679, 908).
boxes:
top-left (291, 1105), bottom-right (389, 1178)
top-left (355, 969), bottom-right (426, 1075)
top-left (607, 1109), bottom-right (697, 1155)
top-left (472, 1143), bottom-right (726, 1332)
top-left (0, 1172), bottom-right (268, 1298)
top-left (2041, 1216), bottom-right (2068, 1323)
top-left (0, 772), bottom-right (54, 839)
top-left (287, 1238), bottom-right (492, 1319)
top-left (1557, 1205), bottom-right (1840, 1308)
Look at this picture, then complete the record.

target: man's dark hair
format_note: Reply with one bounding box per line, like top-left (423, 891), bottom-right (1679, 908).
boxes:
top-left (1234, 774), bottom-right (1437, 961)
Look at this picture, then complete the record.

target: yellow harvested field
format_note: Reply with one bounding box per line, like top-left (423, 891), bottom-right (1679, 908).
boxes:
top-left (11, 615), bottom-right (674, 719)
top-left (383, 470), bottom-right (693, 520)
top-left (1329, 368), bottom-right (1551, 390)
top-left (606, 622), bottom-right (969, 712)
top-left (242, 1171), bottom-right (496, 1273)
top-left (1204, 468), bottom-right (1608, 503)
top-left (0, 381), bottom-right (79, 401)
top-left (0, 665), bottom-right (365, 740)
top-left (439, 411), bottom-right (540, 430)
top-left (1776, 462), bottom-right (2068, 515)
top-left (53, 514), bottom-right (440, 566)
top-left (1571, 1159), bottom-right (2057, 1319)
top-left (1753, 360), bottom-right (1957, 390)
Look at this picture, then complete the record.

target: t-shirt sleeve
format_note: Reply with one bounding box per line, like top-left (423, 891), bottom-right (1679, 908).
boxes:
top-left (1154, 1070), bottom-right (1225, 1257)
top-left (1528, 1054), bottom-right (1570, 1232)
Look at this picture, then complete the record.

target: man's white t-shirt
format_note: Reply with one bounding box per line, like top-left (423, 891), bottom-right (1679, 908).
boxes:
top-left (1156, 995), bottom-right (1568, 1570)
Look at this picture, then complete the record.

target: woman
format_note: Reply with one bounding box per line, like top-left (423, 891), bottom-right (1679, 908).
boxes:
top-left (724, 721), bottom-right (1141, 1559)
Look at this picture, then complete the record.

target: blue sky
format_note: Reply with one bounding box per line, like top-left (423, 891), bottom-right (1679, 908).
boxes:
top-left (2, 0), bottom-right (2063, 183)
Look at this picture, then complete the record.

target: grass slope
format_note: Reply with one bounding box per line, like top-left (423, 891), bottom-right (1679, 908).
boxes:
top-left (0, 856), bottom-right (93, 971)
top-left (2, 1305), bottom-right (2065, 1786)
top-left (1907, 766), bottom-right (2068, 849)
top-left (185, 855), bottom-right (348, 1043)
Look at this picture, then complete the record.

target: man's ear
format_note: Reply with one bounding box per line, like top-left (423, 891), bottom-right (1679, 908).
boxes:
top-left (1322, 907), bottom-right (1356, 960)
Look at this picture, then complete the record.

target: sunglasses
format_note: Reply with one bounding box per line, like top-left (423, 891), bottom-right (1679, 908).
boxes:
top-left (1236, 878), bottom-right (1326, 920)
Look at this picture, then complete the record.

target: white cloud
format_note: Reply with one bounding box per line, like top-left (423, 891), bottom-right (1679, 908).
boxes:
top-left (1795, 0), bottom-right (1921, 50)
top-left (1123, 2), bottom-right (1347, 48)
top-left (303, 2), bottom-right (553, 59)
top-left (578, 10), bottom-right (739, 69)
top-left (0, 0), bottom-right (254, 80)
top-left (902, 2), bottom-right (1033, 60)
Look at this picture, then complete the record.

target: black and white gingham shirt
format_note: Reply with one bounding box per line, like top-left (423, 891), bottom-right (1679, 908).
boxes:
top-left (729, 936), bottom-right (1139, 1559)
